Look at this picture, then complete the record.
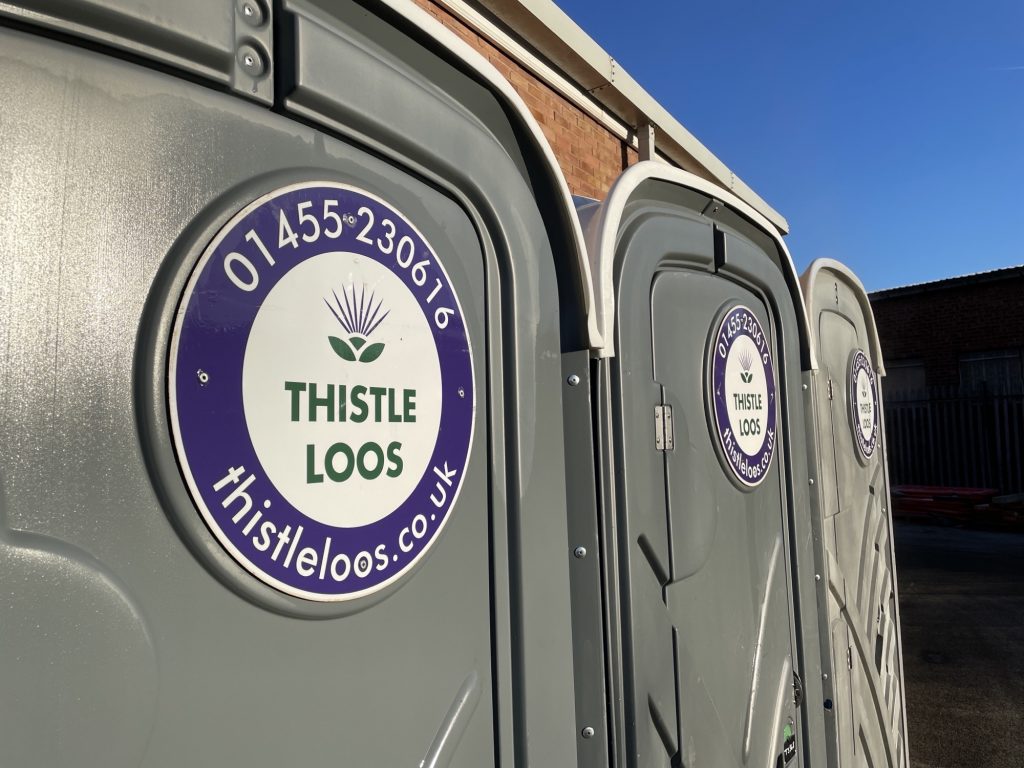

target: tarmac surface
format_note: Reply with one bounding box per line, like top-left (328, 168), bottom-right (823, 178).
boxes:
top-left (895, 522), bottom-right (1024, 768)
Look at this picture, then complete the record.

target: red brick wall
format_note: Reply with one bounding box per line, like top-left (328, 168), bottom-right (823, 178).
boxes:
top-left (870, 273), bottom-right (1024, 387)
top-left (414, 0), bottom-right (637, 200)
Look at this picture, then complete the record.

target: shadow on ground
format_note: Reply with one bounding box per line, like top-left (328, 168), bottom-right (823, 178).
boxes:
top-left (895, 522), bottom-right (1024, 768)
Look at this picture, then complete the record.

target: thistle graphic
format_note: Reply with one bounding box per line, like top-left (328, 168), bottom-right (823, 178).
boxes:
top-left (739, 349), bottom-right (754, 384)
top-left (324, 284), bottom-right (389, 363)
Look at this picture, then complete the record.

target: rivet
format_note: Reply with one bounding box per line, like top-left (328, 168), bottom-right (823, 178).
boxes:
top-left (815, 574), bottom-right (821, 581)
top-left (237, 44), bottom-right (266, 78)
top-left (802, 383), bottom-right (808, 391)
top-left (238, 0), bottom-right (265, 26)
top-left (457, 387), bottom-right (465, 398)
top-left (197, 369), bottom-right (210, 385)
top-left (581, 726), bottom-right (595, 739)
top-left (808, 478), bottom-right (815, 486)
top-left (573, 546), bottom-right (587, 559)
top-left (567, 373), bottom-right (581, 387)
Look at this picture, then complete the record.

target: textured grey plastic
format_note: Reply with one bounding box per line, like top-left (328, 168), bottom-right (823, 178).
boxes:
top-left (594, 179), bottom-right (825, 767)
top-left (801, 260), bottom-right (910, 768)
top-left (0, 0), bottom-right (275, 102)
top-left (0, 2), bottom-right (585, 764)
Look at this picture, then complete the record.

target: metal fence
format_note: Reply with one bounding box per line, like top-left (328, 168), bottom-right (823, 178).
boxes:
top-left (884, 386), bottom-right (1024, 493)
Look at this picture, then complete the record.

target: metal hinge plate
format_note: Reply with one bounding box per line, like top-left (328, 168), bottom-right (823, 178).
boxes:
top-left (654, 404), bottom-right (674, 451)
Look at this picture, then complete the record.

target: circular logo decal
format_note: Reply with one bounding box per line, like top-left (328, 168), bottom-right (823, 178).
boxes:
top-left (849, 349), bottom-right (878, 459)
top-left (169, 182), bottom-right (475, 601)
top-left (709, 305), bottom-right (778, 488)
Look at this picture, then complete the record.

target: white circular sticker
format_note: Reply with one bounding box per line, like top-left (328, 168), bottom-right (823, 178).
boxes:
top-left (849, 349), bottom-right (878, 459)
top-left (169, 182), bottom-right (475, 602)
top-left (709, 304), bottom-right (778, 488)
top-left (243, 254), bottom-right (442, 528)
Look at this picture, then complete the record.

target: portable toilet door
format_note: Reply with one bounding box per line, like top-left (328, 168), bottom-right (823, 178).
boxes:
top-left (582, 162), bottom-right (827, 767)
top-left (800, 259), bottom-right (910, 768)
top-left (0, 2), bottom-right (600, 765)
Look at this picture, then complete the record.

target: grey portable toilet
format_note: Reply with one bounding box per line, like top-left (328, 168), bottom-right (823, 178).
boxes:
top-left (580, 161), bottom-right (827, 767)
top-left (800, 259), bottom-right (910, 768)
top-left (0, 1), bottom-right (601, 765)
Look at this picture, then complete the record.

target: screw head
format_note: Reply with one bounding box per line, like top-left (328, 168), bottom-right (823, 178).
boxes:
top-left (197, 369), bottom-right (210, 386)
top-left (573, 546), bottom-right (587, 559)
top-left (815, 573), bottom-right (822, 581)
top-left (457, 387), bottom-right (465, 398)
top-left (808, 478), bottom-right (815, 486)
top-left (237, 44), bottom-right (266, 77)
top-left (581, 726), bottom-right (595, 739)
top-left (567, 373), bottom-right (581, 387)
top-left (237, 0), bottom-right (265, 26)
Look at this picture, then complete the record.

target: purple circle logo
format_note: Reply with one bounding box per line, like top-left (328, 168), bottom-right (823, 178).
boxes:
top-left (849, 349), bottom-right (878, 459)
top-left (709, 305), bottom-right (778, 488)
top-left (168, 182), bottom-right (475, 601)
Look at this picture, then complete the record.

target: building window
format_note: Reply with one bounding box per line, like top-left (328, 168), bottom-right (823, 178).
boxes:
top-left (884, 359), bottom-right (926, 399)
top-left (959, 350), bottom-right (1024, 395)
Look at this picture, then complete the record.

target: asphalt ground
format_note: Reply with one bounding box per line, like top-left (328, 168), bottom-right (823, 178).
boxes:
top-left (894, 521), bottom-right (1024, 767)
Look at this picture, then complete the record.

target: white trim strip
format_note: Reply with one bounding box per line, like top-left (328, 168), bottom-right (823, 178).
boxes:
top-left (584, 161), bottom-right (814, 366)
top-left (374, 0), bottom-right (604, 349)
top-left (800, 258), bottom-right (886, 376)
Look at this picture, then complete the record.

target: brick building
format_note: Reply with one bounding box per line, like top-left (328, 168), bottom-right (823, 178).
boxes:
top-left (870, 266), bottom-right (1024, 494)
top-left (870, 265), bottom-right (1024, 396)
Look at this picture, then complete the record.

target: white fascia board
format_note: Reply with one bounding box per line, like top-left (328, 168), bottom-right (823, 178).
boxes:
top-left (462, 0), bottom-right (790, 234)
top-left (428, 0), bottom-right (638, 146)
top-left (374, 0), bottom-right (604, 350)
top-left (586, 161), bottom-right (813, 367)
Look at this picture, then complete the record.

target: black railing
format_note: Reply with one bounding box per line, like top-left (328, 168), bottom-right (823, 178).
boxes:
top-left (884, 385), bottom-right (1024, 494)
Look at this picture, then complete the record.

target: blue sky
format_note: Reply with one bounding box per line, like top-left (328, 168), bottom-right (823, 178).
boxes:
top-left (553, 0), bottom-right (1024, 291)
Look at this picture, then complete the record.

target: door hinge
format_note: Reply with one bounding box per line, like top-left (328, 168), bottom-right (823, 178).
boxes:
top-left (827, 377), bottom-right (834, 401)
top-left (654, 404), bottom-right (674, 451)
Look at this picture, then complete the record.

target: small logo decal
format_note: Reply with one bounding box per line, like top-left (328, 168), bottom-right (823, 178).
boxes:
top-left (325, 285), bottom-right (389, 363)
top-left (739, 349), bottom-right (755, 383)
top-left (168, 182), bottom-right (475, 602)
top-left (782, 722), bottom-right (796, 764)
top-left (709, 304), bottom-right (778, 488)
top-left (849, 349), bottom-right (879, 459)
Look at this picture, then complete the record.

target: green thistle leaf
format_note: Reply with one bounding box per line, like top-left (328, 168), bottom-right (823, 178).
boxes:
top-left (329, 336), bottom-right (356, 361)
top-left (358, 342), bottom-right (385, 363)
